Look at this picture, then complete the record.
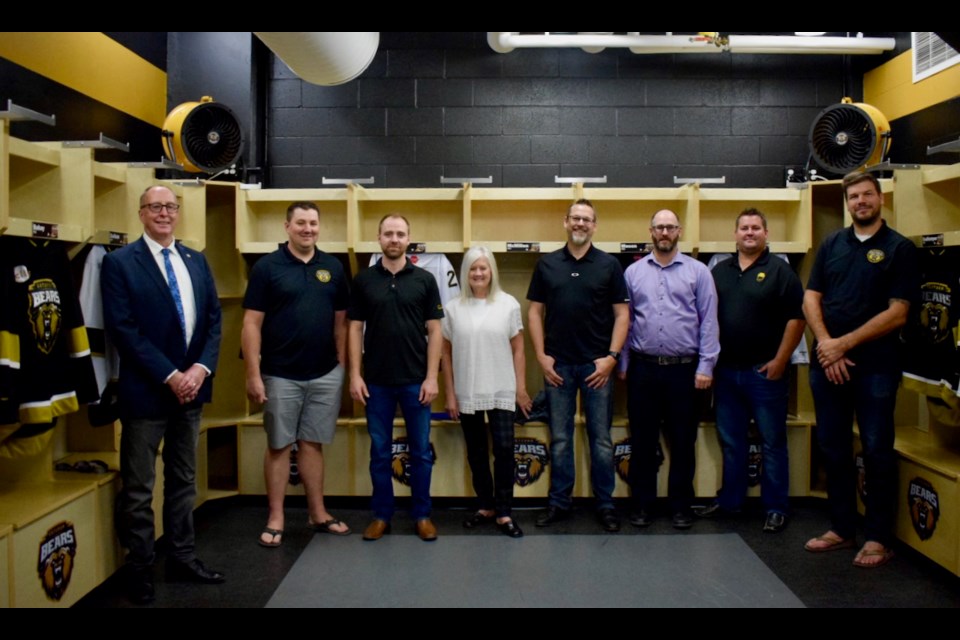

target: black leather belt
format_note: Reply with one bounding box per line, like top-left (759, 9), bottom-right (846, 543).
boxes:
top-left (632, 351), bottom-right (697, 365)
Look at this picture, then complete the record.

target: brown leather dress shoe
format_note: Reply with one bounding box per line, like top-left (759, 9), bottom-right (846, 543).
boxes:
top-left (416, 518), bottom-right (438, 541)
top-left (362, 519), bottom-right (391, 541)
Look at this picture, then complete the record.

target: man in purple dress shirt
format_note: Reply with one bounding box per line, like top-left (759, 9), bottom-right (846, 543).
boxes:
top-left (619, 209), bottom-right (720, 529)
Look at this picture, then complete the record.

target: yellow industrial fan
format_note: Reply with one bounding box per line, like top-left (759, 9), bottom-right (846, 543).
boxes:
top-left (162, 96), bottom-right (243, 173)
top-left (808, 97), bottom-right (891, 175)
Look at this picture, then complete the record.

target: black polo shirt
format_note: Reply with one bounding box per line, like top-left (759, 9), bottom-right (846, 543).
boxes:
top-left (712, 249), bottom-right (804, 368)
top-left (243, 243), bottom-right (349, 380)
top-left (807, 221), bottom-right (920, 372)
top-left (526, 244), bottom-right (629, 363)
top-left (348, 259), bottom-right (444, 386)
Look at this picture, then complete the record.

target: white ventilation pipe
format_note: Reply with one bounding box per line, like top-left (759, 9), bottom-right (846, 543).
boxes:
top-left (255, 32), bottom-right (379, 85)
top-left (487, 32), bottom-right (895, 55)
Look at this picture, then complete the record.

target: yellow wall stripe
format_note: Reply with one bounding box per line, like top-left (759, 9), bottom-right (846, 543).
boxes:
top-left (0, 32), bottom-right (167, 127)
top-left (864, 49), bottom-right (960, 121)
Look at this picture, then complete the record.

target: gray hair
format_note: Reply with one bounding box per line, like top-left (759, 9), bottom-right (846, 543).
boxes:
top-left (460, 246), bottom-right (501, 301)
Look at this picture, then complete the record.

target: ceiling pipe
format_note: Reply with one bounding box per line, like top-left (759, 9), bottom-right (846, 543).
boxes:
top-left (487, 32), bottom-right (896, 55)
top-left (255, 32), bottom-right (379, 86)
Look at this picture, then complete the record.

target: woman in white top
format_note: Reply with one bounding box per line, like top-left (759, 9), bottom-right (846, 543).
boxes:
top-left (442, 247), bottom-right (532, 537)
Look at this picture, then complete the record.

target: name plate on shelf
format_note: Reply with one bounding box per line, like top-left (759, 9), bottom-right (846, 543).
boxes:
top-left (406, 243), bottom-right (427, 254)
top-left (620, 242), bottom-right (651, 253)
top-left (32, 222), bottom-right (59, 239)
top-left (109, 231), bottom-right (128, 246)
top-left (507, 242), bottom-right (540, 252)
top-left (922, 234), bottom-right (944, 247)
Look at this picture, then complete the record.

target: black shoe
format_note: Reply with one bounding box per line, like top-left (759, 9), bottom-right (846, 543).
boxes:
top-left (497, 519), bottom-right (524, 538)
top-left (126, 565), bottom-right (155, 605)
top-left (763, 512), bottom-right (788, 533)
top-left (167, 558), bottom-right (225, 584)
top-left (693, 500), bottom-right (741, 519)
top-left (597, 508), bottom-right (621, 532)
top-left (463, 511), bottom-right (496, 529)
top-left (672, 511), bottom-right (694, 530)
top-left (629, 509), bottom-right (653, 528)
top-left (535, 506), bottom-right (571, 527)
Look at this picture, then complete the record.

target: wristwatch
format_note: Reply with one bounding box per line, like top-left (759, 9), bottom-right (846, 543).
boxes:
top-left (607, 351), bottom-right (620, 361)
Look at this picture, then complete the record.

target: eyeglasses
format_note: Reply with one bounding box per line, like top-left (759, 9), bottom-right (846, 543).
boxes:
top-left (651, 224), bottom-right (680, 233)
top-left (567, 215), bottom-right (596, 225)
top-left (141, 203), bottom-right (181, 213)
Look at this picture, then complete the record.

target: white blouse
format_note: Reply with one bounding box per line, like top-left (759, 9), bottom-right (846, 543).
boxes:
top-left (442, 293), bottom-right (523, 414)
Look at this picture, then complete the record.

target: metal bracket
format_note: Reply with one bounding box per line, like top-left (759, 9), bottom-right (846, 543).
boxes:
top-left (927, 137), bottom-right (960, 155)
top-left (0, 100), bottom-right (56, 126)
top-left (171, 178), bottom-right (204, 187)
top-left (127, 158), bottom-right (183, 170)
top-left (865, 161), bottom-right (921, 172)
top-left (555, 176), bottom-right (607, 184)
top-left (322, 177), bottom-right (375, 185)
top-left (674, 176), bottom-right (726, 185)
top-left (62, 133), bottom-right (129, 152)
top-left (440, 176), bottom-right (493, 185)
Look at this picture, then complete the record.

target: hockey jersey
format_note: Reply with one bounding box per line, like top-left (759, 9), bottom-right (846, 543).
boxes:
top-left (902, 247), bottom-right (960, 404)
top-left (79, 245), bottom-right (121, 425)
top-left (0, 237), bottom-right (99, 457)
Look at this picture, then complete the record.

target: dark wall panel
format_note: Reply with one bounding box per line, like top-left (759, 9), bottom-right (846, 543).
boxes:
top-left (264, 32), bottom-right (917, 189)
top-left (167, 32), bottom-right (258, 177)
top-left (103, 32), bottom-right (168, 71)
top-left (891, 97), bottom-right (960, 163)
top-left (0, 57), bottom-right (161, 163)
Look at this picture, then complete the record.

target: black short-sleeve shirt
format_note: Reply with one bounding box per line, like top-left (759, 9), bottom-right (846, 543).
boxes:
top-left (712, 249), bottom-right (804, 367)
top-left (243, 244), bottom-right (349, 381)
top-left (348, 259), bottom-right (444, 385)
top-left (526, 244), bottom-right (629, 363)
top-left (806, 221), bottom-right (920, 372)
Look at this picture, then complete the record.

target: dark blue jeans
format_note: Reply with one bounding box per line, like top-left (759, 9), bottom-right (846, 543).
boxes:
top-left (544, 361), bottom-right (615, 511)
top-left (366, 383), bottom-right (433, 521)
top-left (810, 367), bottom-right (900, 546)
top-left (714, 364), bottom-right (790, 515)
top-left (118, 407), bottom-right (202, 568)
top-left (627, 358), bottom-right (701, 513)
top-left (460, 409), bottom-right (516, 518)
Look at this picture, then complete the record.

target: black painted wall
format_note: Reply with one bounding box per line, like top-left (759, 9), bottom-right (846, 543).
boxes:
top-left (167, 32), bottom-right (261, 179)
top-left (0, 33), bottom-right (167, 163)
top-left (266, 32), bottom-right (888, 189)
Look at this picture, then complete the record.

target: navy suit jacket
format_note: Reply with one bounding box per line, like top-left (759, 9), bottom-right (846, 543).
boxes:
top-left (101, 237), bottom-right (222, 419)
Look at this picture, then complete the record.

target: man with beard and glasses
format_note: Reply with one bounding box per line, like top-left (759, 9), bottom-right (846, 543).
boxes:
top-left (527, 199), bottom-right (630, 532)
top-left (619, 209), bottom-right (719, 530)
top-left (802, 171), bottom-right (919, 568)
top-left (348, 215), bottom-right (444, 542)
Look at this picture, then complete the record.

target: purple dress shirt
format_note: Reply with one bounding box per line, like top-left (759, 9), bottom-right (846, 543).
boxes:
top-left (621, 252), bottom-right (720, 378)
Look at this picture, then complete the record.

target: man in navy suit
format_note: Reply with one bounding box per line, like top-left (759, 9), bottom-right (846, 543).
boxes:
top-left (102, 185), bottom-right (223, 604)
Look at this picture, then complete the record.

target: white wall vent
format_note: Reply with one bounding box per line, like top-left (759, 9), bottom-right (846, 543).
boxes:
top-left (912, 32), bottom-right (960, 82)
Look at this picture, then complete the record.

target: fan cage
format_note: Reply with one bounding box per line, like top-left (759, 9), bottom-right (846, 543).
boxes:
top-left (179, 102), bottom-right (243, 172)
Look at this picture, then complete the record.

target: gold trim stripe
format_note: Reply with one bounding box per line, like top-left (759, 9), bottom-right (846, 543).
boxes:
top-left (69, 326), bottom-right (91, 357)
top-left (0, 330), bottom-right (20, 369)
top-left (0, 32), bottom-right (167, 127)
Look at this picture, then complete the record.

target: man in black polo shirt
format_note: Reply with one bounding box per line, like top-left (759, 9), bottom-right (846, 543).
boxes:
top-left (242, 202), bottom-right (351, 547)
top-left (803, 172), bottom-right (919, 567)
top-left (348, 215), bottom-right (444, 542)
top-left (527, 199), bottom-right (630, 532)
top-left (699, 208), bottom-right (805, 533)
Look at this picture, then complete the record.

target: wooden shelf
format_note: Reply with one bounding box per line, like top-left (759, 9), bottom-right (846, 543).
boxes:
top-left (922, 163), bottom-right (960, 186)
top-left (0, 480), bottom-right (97, 529)
top-left (7, 137), bottom-right (60, 166)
